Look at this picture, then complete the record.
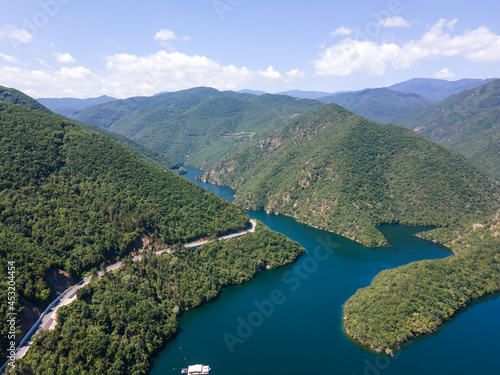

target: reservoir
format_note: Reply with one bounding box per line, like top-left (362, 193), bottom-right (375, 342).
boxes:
top-left (150, 167), bottom-right (500, 375)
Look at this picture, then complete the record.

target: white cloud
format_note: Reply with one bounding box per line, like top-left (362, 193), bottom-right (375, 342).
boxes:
top-left (379, 16), bottom-right (410, 28)
top-left (154, 29), bottom-right (178, 41)
top-left (330, 26), bottom-right (353, 37)
top-left (0, 25), bottom-right (33, 44)
top-left (0, 50), bottom-right (301, 98)
top-left (55, 52), bottom-right (76, 64)
top-left (314, 19), bottom-right (500, 76)
top-left (314, 39), bottom-right (399, 76)
top-left (435, 68), bottom-right (455, 79)
top-left (286, 68), bottom-right (306, 79)
top-left (102, 51), bottom-right (287, 97)
top-left (0, 52), bottom-right (18, 63)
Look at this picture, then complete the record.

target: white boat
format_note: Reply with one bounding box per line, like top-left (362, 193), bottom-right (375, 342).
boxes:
top-left (181, 364), bottom-right (211, 374)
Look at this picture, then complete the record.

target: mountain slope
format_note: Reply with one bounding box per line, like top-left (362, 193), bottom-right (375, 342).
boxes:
top-left (388, 78), bottom-right (497, 103)
top-left (202, 104), bottom-right (500, 246)
top-left (318, 88), bottom-right (432, 123)
top-left (0, 86), bottom-right (52, 114)
top-left (0, 86), bottom-right (179, 170)
top-left (72, 87), bottom-right (324, 168)
top-left (391, 79), bottom-right (500, 180)
top-left (37, 95), bottom-right (116, 117)
top-left (0, 99), bottom-right (249, 352)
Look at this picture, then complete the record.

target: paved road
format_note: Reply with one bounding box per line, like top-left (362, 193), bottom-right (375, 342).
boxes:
top-left (1, 220), bottom-right (257, 372)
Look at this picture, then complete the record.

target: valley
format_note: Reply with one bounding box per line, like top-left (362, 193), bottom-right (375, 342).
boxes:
top-left (1, 77), bottom-right (499, 374)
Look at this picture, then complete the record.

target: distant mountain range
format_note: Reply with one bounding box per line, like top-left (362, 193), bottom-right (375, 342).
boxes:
top-left (37, 95), bottom-right (117, 117)
top-left (388, 78), bottom-right (497, 103)
top-left (202, 104), bottom-right (500, 246)
top-left (72, 87), bottom-right (324, 168)
top-left (317, 88), bottom-right (433, 123)
top-left (275, 90), bottom-right (336, 99)
top-left (391, 79), bottom-right (500, 180)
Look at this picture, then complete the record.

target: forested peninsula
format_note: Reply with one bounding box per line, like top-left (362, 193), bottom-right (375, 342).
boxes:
top-left (343, 216), bottom-right (500, 354)
top-left (12, 224), bottom-right (304, 374)
top-left (202, 104), bottom-right (500, 247)
top-left (0, 95), bottom-right (250, 359)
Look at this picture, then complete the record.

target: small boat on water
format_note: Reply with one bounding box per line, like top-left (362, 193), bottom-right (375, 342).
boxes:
top-left (181, 364), bottom-right (211, 374)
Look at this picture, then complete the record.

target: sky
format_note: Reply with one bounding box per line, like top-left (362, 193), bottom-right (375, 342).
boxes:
top-left (1, 0), bottom-right (500, 99)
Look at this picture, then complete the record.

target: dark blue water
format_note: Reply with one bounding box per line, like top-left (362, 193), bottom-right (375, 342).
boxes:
top-left (150, 167), bottom-right (500, 375)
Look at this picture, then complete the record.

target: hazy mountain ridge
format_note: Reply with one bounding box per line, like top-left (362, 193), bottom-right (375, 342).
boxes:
top-left (391, 79), bottom-right (500, 180)
top-left (388, 78), bottom-right (497, 103)
top-left (317, 88), bottom-right (433, 123)
top-left (37, 95), bottom-right (117, 117)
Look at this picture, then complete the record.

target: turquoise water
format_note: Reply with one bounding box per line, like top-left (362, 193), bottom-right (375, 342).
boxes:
top-left (150, 167), bottom-right (500, 375)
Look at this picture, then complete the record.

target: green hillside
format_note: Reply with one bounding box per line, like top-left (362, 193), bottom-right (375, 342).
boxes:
top-left (13, 224), bottom-right (304, 374)
top-left (391, 79), bottom-right (500, 180)
top-left (0, 86), bottom-right (179, 170)
top-left (72, 87), bottom-right (324, 168)
top-left (0, 100), bottom-right (250, 353)
top-left (0, 86), bottom-right (52, 114)
top-left (202, 104), bottom-right (500, 247)
top-left (71, 120), bottom-right (180, 170)
top-left (344, 213), bottom-right (500, 353)
top-left (318, 88), bottom-right (432, 123)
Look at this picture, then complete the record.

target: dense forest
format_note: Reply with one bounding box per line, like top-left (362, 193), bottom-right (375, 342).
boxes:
top-left (344, 214), bottom-right (500, 353)
top-left (202, 104), bottom-right (500, 246)
top-left (0, 86), bottom-right (179, 171)
top-left (0, 98), bottom-right (250, 355)
top-left (391, 79), bottom-right (500, 180)
top-left (72, 87), bottom-right (324, 168)
top-left (0, 86), bottom-right (52, 114)
top-left (12, 224), bottom-right (305, 374)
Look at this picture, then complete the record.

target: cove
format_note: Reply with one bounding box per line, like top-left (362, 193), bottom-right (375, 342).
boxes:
top-left (150, 166), bottom-right (500, 375)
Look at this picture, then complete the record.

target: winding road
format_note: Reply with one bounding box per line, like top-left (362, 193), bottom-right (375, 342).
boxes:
top-left (1, 220), bottom-right (256, 373)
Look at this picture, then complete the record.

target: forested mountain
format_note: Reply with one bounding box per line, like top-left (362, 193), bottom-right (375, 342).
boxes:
top-left (0, 86), bottom-right (178, 170)
top-left (388, 78), bottom-right (497, 103)
top-left (391, 79), bottom-right (500, 180)
top-left (37, 95), bottom-right (116, 117)
top-left (0, 99), bottom-right (251, 354)
top-left (202, 104), bottom-right (500, 247)
top-left (72, 87), bottom-right (324, 168)
top-left (13, 223), bottom-right (304, 374)
top-left (317, 88), bottom-right (432, 123)
top-left (0, 86), bottom-right (52, 114)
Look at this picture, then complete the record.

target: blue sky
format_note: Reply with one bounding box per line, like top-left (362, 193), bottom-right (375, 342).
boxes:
top-left (1, 0), bottom-right (499, 98)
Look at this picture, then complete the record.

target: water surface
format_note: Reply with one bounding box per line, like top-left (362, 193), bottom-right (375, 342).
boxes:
top-left (150, 167), bottom-right (500, 375)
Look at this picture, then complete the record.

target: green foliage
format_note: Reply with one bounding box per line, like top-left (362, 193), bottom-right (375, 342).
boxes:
top-left (13, 224), bottom-right (305, 374)
top-left (72, 87), bottom-right (324, 168)
top-left (203, 104), bottom-right (500, 247)
top-left (343, 219), bottom-right (500, 352)
top-left (318, 88), bottom-right (432, 123)
top-left (0, 86), bottom-right (52, 114)
top-left (391, 79), bottom-right (500, 180)
top-left (0, 100), bottom-right (249, 353)
top-left (69, 119), bottom-right (180, 170)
